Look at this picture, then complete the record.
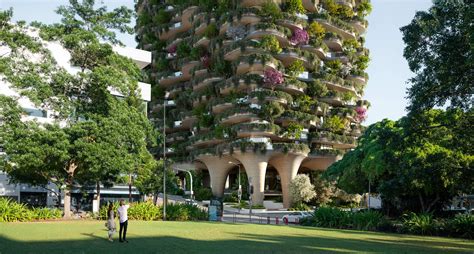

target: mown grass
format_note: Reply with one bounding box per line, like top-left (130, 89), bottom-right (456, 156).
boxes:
top-left (0, 220), bottom-right (473, 254)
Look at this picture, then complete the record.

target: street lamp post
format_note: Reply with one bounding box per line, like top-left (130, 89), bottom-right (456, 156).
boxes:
top-left (228, 162), bottom-right (242, 206)
top-left (163, 92), bottom-right (170, 221)
top-left (174, 167), bottom-right (194, 201)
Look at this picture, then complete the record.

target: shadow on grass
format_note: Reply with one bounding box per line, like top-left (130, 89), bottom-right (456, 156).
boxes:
top-left (0, 222), bottom-right (472, 254)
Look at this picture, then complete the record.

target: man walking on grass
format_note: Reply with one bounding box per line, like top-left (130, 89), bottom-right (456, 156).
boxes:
top-left (117, 199), bottom-right (130, 243)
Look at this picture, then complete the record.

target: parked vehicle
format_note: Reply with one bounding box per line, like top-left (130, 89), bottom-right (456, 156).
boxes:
top-left (282, 211), bottom-right (312, 224)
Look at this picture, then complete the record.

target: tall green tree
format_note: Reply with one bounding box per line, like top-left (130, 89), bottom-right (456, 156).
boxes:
top-left (324, 110), bottom-right (473, 214)
top-left (0, 1), bottom-right (156, 217)
top-left (400, 0), bottom-right (473, 112)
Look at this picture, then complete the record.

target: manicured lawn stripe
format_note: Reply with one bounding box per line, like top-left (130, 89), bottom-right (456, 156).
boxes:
top-left (0, 221), bottom-right (472, 254)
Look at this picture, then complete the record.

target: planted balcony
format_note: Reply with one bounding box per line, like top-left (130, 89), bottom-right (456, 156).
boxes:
top-left (217, 106), bottom-right (260, 125)
top-left (219, 74), bottom-right (262, 95)
top-left (311, 13), bottom-right (357, 40)
top-left (231, 122), bottom-right (281, 138)
top-left (235, 54), bottom-right (282, 75)
top-left (310, 131), bottom-right (357, 149)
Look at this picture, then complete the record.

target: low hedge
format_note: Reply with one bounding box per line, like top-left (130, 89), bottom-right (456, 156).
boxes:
top-left (300, 206), bottom-right (474, 239)
top-left (98, 201), bottom-right (207, 221)
top-left (0, 197), bottom-right (62, 222)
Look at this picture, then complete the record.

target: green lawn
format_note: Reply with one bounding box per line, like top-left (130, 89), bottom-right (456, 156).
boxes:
top-left (0, 221), bottom-right (472, 254)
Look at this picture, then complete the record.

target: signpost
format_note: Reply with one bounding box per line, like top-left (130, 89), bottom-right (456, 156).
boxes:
top-left (209, 198), bottom-right (223, 221)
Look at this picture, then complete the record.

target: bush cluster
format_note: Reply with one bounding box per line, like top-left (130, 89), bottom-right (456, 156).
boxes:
top-left (0, 198), bottom-right (62, 222)
top-left (98, 201), bottom-right (207, 221)
top-left (300, 207), bottom-right (384, 231)
top-left (300, 206), bottom-right (474, 239)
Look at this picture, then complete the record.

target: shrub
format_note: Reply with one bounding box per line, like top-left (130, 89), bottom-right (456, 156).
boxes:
top-left (286, 59), bottom-right (305, 77)
top-left (166, 202), bottom-right (207, 221)
top-left (352, 210), bottom-right (383, 231)
top-left (204, 23), bottom-right (219, 38)
top-left (0, 198), bottom-right (33, 222)
top-left (446, 213), bottom-right (474, 239)
top-left (260, 35), bottom-right (282, 54)
top-left (260, 1), bottom-right (283, 21)
top-left (129, 202), bottom-right (162, 221)
top-left (307, 22), bottom-right (326, 41)
top-left (402, 213), bottom-right (439, 235)
top-left (289, 203), bottom-right (312, 211)
top-left (223, 192), bottom-right (239, 203)
top-left (176, 42), bottom-right (191, 58)
top-left (194, 187), bottom-right (213, 201)
top-left (31, 207), bottom-right (62, 220)
top-left (313, 206), bottom-right (350, 228)
top-left (283, 0), bottom-right (306, 14)
top-left (290, 28), bottom-right (309, 46)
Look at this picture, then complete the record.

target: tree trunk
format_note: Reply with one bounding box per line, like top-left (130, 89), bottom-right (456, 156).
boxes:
top-left (94, 181), bottom-right (101, 213)
top-left (63, 162), bottom-right (77, 219)
top-left (418, 193), bottom-right (426, 213)
top-left (153, 192), bottom-right (159, 205)
top-left (128, 174), bottom-right (132, 203)
top-left (64, 187), bottom-right (72, 218)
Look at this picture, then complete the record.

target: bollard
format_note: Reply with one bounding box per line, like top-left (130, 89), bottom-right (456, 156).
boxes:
top-left (276, 217), bottom-right (279, 225)
top-left (267, 216), bottom-right (270, 224)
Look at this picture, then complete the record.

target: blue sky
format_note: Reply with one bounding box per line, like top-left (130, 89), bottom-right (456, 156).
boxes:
top-left (1, 0), bottom-right (433, 125)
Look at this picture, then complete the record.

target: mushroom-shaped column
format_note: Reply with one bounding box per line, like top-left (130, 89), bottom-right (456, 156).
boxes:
top-left (270, 152), bottom-right (308, 208)
top-left (197, 155), bottom-right (239, 198)
top-left (232, 152), bottom-right (272, 205)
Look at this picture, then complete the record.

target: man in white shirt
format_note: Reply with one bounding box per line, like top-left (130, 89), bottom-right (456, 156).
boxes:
top-left (117, 199), bottom-right (130, 243)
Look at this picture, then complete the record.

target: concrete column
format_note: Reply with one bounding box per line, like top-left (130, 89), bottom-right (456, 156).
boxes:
top-left (197, 155), bottom-right (238, 198)
top-left (270, 153), bottom-right (308, 208)
top-left (232, 152), bottom-right (271, 205)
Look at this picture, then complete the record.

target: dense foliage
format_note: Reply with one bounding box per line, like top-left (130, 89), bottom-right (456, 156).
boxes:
top-left (98, 201), bottom-right (207, 221)
top-left (0, 1), bottom-right (157, 218)
top-left (0, 198), bottom-right (62, 222)
top-left (325, 109), bottom-right (473, 214)
top-left (401, 0), bottom-right (473, 112)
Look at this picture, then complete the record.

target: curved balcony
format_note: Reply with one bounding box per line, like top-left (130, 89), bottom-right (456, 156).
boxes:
top-left (195, 19), bottom-right (216, 37)
top-left (302, 0), bottom-right (319, 13)
top-left (192, 95), bottom-right (210, 107)
top-left (193, 36), bottom-right (210, 48)
top-left (278, 19), bottom-right (304, 31)
top-left (158, 6), bottom-right (199, 41)
top-left (322, 79), bottom-right (356, 94)
top-left (159, 68), bottom-right (205, 87)
top-left (315, 18), bottom-right (356, 40)
top-left (224, 47), bottom-right (265, 61)
top-left (181, 114), bottom-right (197, 129)
top-left (181, 60), bottom-right (200, 75)
top-left (246, 28), bottom-right (290, 47)
top-left (168, 83), bottom-right (190, 99)
top-left (212, 102), bottom-right (233, 114)
top-left (311, 131), bottom-right (357, 149)
top-left (240, 0), bottom-right (282, 8)
top-left (325, 51), bottom-right (349, 64)
top-left (275, 52), bottom-right (308, 68)
top-left (219, 111), bottom-right (259, 126)
top-left (323, 37), bottom-right (343, 52)
top-left (193, 77), bottom-right (223, 92)
top-left (191, 133), bottom-right (225, 148)
top-left (232, 122), bottom-right (280, 139)
top-left (350, 19), bottom-right (368, 34)
top-left (236, 59), bottom-right (278, 76)
top-left (300, 44), bottom-right (326, 60)
top-left (336, 0), bottom-right (354, 8)
top-left (219, 79), bottom-right (259, 95)
top-left (320, 95), bottom-right (344, 107)
top-left (347, 75), bottom-right (367, 85)
top-left (276, 82), bottom-right (306, 95)
top-left (166, 131), bottom-right (188, 143)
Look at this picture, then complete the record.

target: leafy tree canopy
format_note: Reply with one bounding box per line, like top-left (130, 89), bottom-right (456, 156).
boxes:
top-left (401, 1), bottom-right (473, 112)
top-left (324, 109), bottom-right (473, 214)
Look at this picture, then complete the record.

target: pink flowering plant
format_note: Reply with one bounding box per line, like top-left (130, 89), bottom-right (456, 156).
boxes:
top-left (264, 69), bottom-right (284, 88)
top-left (290, 28), bottom-right (309, 46)
top-left (201, 55), bottom-right (211, 68)
top-left (355, 106), bottom-right (367, 122)
top-left (167, 44), bottom-right (177, 54)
